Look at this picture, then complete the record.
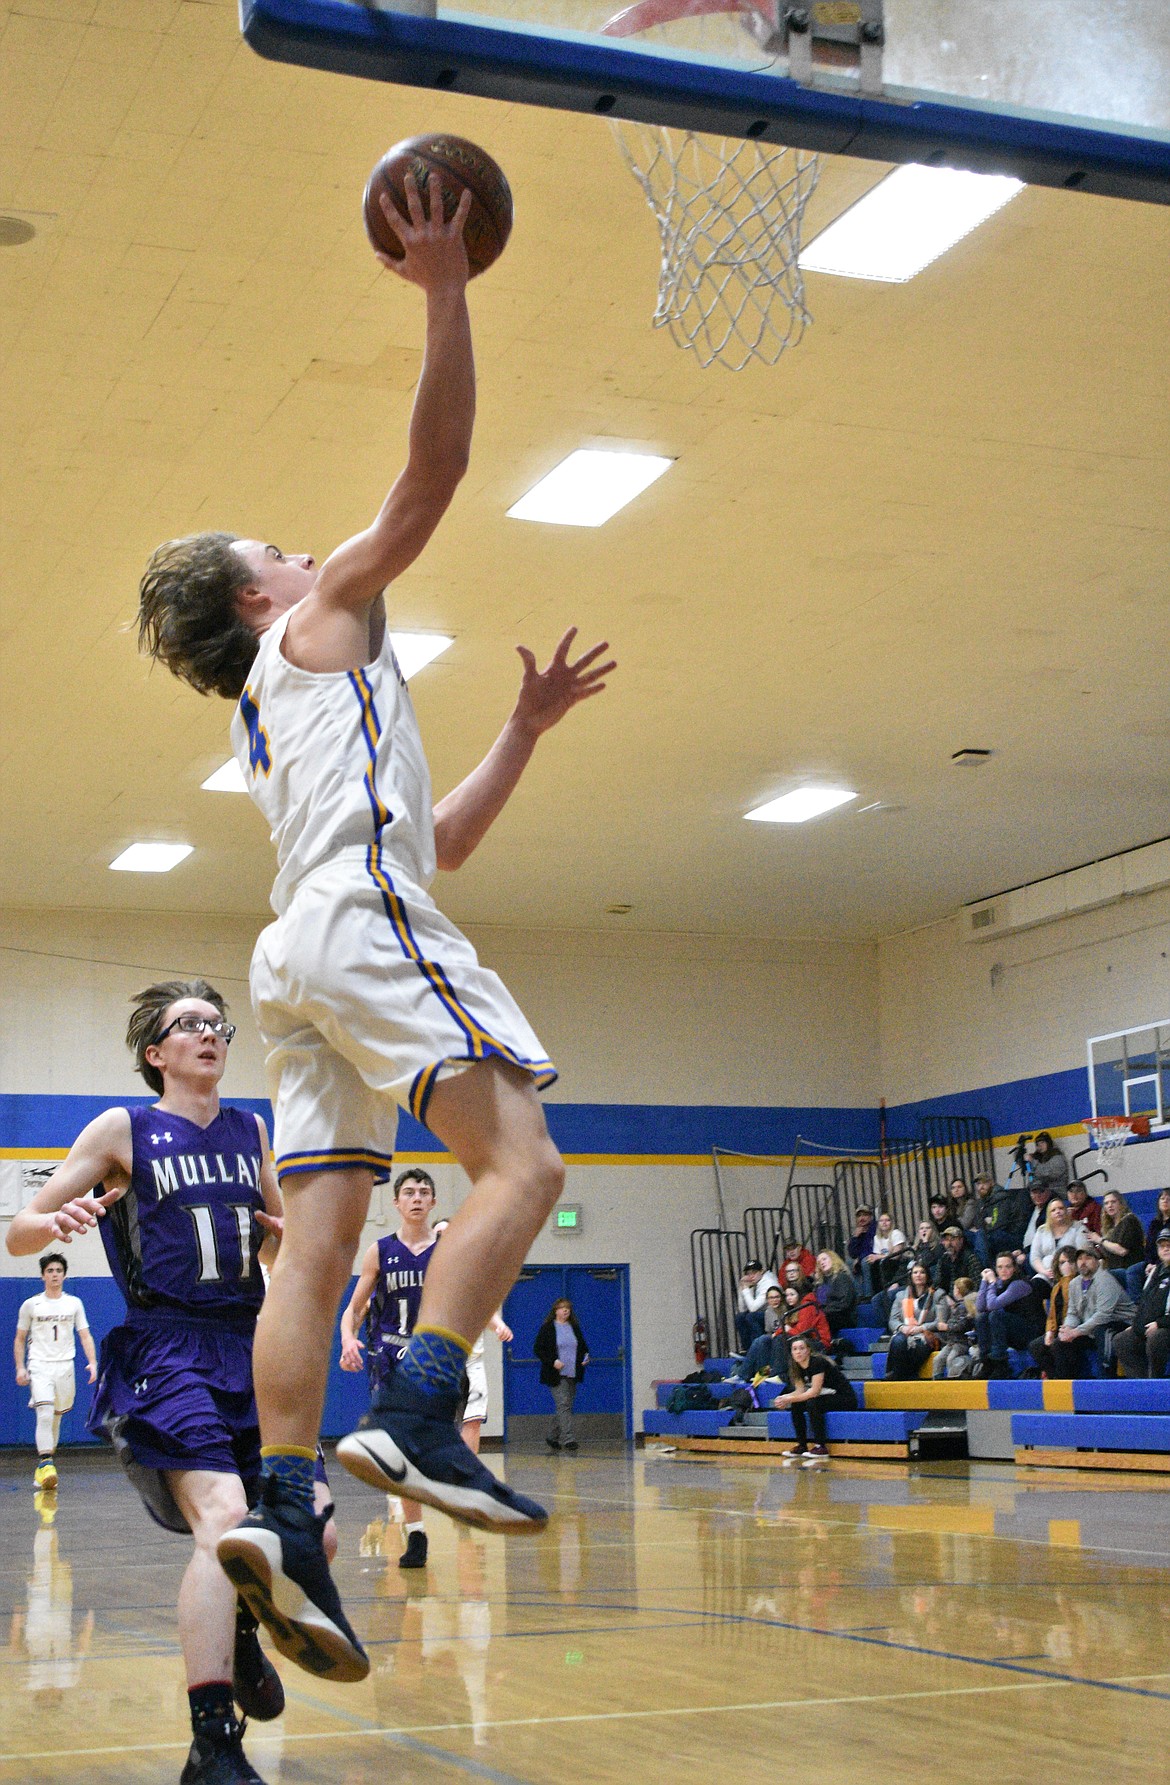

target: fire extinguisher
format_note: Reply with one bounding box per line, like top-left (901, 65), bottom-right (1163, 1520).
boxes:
top-left (693, 1317), bottom-right (708, 1365)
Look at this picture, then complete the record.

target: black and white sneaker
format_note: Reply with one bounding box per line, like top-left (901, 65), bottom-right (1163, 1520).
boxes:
top-left (337, 1376), bottom-right (548, 1535)
top-left (216, 1477), bottom-right (369, 1683)
top-left (180, 1713), bottom-right (265, 1784)
top-left (398, 1528), bottom-right (428, 1570)
top-left (232, 1601), bottom-right (285, 1721)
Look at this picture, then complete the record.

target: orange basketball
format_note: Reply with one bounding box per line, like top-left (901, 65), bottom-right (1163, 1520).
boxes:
top-left (362, 134), bottom-right (513, 279)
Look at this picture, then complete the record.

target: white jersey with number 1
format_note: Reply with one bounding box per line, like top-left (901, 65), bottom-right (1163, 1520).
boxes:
top-left (17, 1293), bottom-right (89, 1365)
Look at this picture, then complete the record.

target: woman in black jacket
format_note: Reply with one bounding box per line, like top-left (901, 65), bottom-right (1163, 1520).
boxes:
top-left (533, 1298), bottom-right (589, 1451)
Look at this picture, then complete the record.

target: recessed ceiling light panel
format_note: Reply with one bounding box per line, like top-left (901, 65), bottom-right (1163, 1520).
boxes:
top-left (951, 748), bottom-right (994, 767)
top-left (201, 760), bottom-right (248, 793)
top-left (746, 787), bottom-right (858, 824)
top-left (110, 843), bottom-right (193, 873)
top-left (799, 164), bottom-right (1023, 283)
top-left (508, 449), bottom-right (672, 527)
top-left (388, 631), bottom-right (453, 679)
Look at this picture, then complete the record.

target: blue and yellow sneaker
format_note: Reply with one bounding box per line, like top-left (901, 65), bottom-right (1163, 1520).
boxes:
top-left (216, 1478), bottom-right (368, 1684)
top-left (33, 1459), bottom-right (57, 1492)
top-left (336, 1377), bottom-right (548, 1534)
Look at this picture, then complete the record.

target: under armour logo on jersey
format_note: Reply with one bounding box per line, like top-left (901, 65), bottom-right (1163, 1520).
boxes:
top-left (239, 687), bottom-right (272, 777)
top-left (133, 1377), bottom-right (149, 1396)
top-left (150, 1132), bottom-right (173, 1145)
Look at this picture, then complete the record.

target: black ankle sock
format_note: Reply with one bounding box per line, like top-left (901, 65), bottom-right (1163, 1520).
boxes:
top-left (189, 1681), bottom-right (235, 1741)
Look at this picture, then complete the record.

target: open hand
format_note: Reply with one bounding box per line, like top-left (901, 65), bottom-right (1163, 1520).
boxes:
top-left (340, 1335), bottom-right (365, 1372)
top-left (376, 173), bottom-right (472, 291)
top-left (514, 628), bottom-right (616, 736)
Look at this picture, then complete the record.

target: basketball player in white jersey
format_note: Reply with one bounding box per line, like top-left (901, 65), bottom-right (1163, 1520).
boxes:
top-left (136, 173), bottom-right (614, 1679)
top-left (14, 1254), bottom-right (97, 1490)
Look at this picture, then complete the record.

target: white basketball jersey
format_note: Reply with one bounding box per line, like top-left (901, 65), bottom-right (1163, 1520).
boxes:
top-left (232, 606), bottom-right (436, 916)
top-left (18, 1293), bottom-right (88, 1364)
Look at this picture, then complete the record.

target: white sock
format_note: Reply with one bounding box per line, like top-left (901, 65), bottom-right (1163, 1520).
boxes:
top-left (35, 1405), bottom-right (55, 1456)
top-left (403, 1521), bottom-right (425, 1538)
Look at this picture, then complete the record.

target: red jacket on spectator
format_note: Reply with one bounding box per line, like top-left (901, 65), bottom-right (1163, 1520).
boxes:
top-left (1069, 1192), bottom-right (1101, 1234)
top-left (784, 1293), bottom-right (831, 1350)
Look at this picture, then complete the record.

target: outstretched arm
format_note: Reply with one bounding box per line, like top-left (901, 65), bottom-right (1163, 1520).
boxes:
top-left (433, 627), bottom-right (616, 870)
top-left (5, 1110), bottom-right (131, 1256)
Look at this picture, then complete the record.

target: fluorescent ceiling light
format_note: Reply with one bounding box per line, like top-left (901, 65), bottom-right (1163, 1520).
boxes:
top-left (389, 630), bottom-right (453, 680)
top-left (746, 787), bottom-right (857, 824)
top-left (110, 842), bottom-right (193, 873)
top-left (799, 164), bottom-right (1023, 283)
top-left (202, 759), bottom-right (248, 793)
top-left (508, 449), bottom-right (672, 527)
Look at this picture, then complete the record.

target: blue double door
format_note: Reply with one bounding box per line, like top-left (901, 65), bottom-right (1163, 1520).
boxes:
top-left (502, 1263), bottom-right (632, 1443)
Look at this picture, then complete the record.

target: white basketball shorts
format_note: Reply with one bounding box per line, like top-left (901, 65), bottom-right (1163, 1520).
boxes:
top-left (29, 1362), bottom-right (75, 1413)
top-left (251, 848), bottom-right (556, 1183)
top-left (463, 1353), bottom-right (489, 1425)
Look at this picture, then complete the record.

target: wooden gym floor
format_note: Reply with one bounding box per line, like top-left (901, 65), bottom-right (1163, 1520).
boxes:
top-left (1, 1445), bottom-right (1167, 1783)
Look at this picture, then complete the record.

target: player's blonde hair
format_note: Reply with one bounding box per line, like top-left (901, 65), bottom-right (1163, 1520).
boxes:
top-left (138, 531), bottom-right (258, 700)
top-left (127, 979), bottom-right (228, 1095)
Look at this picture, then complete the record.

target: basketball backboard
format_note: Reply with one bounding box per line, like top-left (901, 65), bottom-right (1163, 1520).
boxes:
top-left (242, 0), bottom-right (1170, 203)
top-left (1088, 1020), bottom-right (1170, 1130)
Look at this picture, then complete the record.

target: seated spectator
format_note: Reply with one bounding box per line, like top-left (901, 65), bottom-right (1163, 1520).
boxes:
top-left (976, 1172), bottom-right (1031, 1263)
top-left (1029, 1245), bottom-right (1079, 1377)
top-left (781, 1238), bottom-right (816, 1284)
top-left (928, 1192), bottom-right (956, 1235)
top-left (912, 1219), bottom-right (946, 1282)
top-left (1131, 1189), bottom-right (1170, 1300)
top-left (735, 1258), bottom-right (779, 1352)
top-left (729, 1285), bottom-right (785, 1381)
top-left (867, 1210), bottom-right (909, 1292)
top-left (950, 1177), bottom-right (982, 1234)
top-left (1020, 1179), bottom-right (1055, 1259)
top-left (771, 1334), bottom-right (858, 1464)
top-left (781, 1279), bottom-right (832, 1352)
top-left (1028, 1198), bottom-right (1089, 1284)
top-left (781, 1258), bottom-right (807, 1292)
top-left (974, 1252), bottom-right (1042, 1378)
top-left (886, 1261), bottom-right (950, 1379)
top-left (1028, 1131), bottom-right (1069, 1196)
top-left (1066, 1179), bottom-right (1101, 1235)
top-left (937, 1225), bottom-right (980, 1294)
top-left (847, 1206), bottom-right (876, 1295)
top-left (933, 1277), bottom-right (977, 1379)
top-left (1051, 1243), bottom-right (1136, 1378)
top-left (1115, 1229), bottom-right (1170, 1380)
top-left (1099, 1190), bottom-right (1145, 1281)
top-left (813, 1250), bottom-right (858, 1335)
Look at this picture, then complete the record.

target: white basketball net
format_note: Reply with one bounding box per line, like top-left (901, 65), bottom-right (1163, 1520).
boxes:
top-left (611, 124), bottom-right (821, 371)
top-left (1085, 1116), bottom-right (1134, 1172)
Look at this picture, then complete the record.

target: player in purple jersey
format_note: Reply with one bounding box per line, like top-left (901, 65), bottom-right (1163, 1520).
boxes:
top-left (5, 980), bottom-right (297, 1785)
top-left (340, 1169), bottom-right (437, 1568)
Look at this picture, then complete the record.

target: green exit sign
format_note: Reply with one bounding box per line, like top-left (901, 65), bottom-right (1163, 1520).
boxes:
top-left (555, 1204), bottom-right (582, 1232)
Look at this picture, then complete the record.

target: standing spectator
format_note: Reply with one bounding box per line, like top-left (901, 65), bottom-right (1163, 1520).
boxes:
top-left (933, 1278), bottom-right (977, 1379)
top-left (1028, 1199), bottom-right (1089, 1286)
top-left (979, 1173), bottom-right (1031, 1259)
top-left (734, 1260), bottom-right (779, 1352)
top-left (951, 1178), bottom-right (982, 1234)
top-left (1052, 1245), bottom-right (1135, 1378)
top-left (867, 1211), bottom-right (909, 1292)
top-left (771, 1335), bottom-right (858, 1466)
top-left (533, 1297), bottom-right (588, 1452)
top-left (1066, 1180), bottom-right (1102, 1235)
top-left (813, 1251), bottom-right (858, 1336)
top-left (886, 1263), bottom-right (950, 1379)
top-left (1028, 1132), bottom-right (1069, 1196)
top-left (1099, 1191), bottom-right (1145, 1280)
top-left (1114, 1230), bottom-right (1170, 1379)
top-left (975, 1254), bottom-right (1041, 1378)
top-left (781, 1280), bottom-right (831, 1352)
top-left (937, 1226), bottom-right (981, 1295)
top-left (1029, 1246), bottom-right (1080, 1376)
top-left (847, 1208), bottom-right (876, 1295)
